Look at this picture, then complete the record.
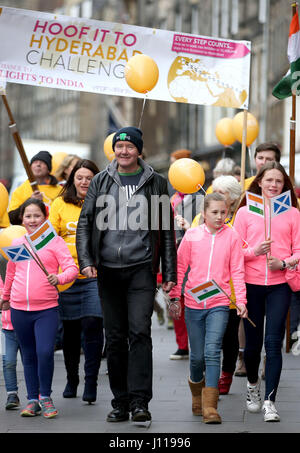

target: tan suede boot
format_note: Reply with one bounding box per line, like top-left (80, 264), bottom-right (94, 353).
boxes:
top-left (202, 387), bottom-right (222, 424)
top-left (188, 378), bottom-right (205, 416)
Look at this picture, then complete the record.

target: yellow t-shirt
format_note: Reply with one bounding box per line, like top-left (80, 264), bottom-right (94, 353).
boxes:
top-left (8, 179), bottom-right (62, 212)
top-left (243, 176), bottom-right (255, 191)
top-left (49, 196), bottom-right (83, 277)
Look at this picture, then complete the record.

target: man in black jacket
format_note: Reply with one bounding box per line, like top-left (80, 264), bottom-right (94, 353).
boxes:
top-left (76, 127), bottom-right (177, 423)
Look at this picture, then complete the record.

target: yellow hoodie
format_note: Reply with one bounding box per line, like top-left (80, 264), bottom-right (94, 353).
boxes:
top-left (49, 196), bottom-right (84, 278)
top-left (8, 179), bottom-right (61, 213)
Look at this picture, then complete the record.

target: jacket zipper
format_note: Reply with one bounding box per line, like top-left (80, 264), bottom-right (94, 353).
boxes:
top-left (26, 260), bottom-right (30, 311)
top-left (205, 233), bottom-right (216, 309)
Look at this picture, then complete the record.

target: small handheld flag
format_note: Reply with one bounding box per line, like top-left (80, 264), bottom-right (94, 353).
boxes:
top-left (26, 220), bottom-right (57, 251)
top-left (188, 280), bottom-right (222, 306)
top-left (1, 244), bottom-right (32, 262)
top-left (246, 191), bottom-right (264, 217)
top-left (271, 190), bottom-right (292, 217)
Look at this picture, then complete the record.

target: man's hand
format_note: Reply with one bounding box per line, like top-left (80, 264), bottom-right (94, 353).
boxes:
top-left (162, 281), bottom-right (176, 293)
top-left (31, 190), bottom-right (43, 201)
top-left (81, 266), bottom-right (97, 278)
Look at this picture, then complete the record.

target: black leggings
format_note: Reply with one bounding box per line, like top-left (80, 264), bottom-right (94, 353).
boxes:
top-left (244, 283), bottom-right (291, 401)
top-left (221, 308), bottom-right (241, 374)
top-left (62, 316), bottom-right (104, 382)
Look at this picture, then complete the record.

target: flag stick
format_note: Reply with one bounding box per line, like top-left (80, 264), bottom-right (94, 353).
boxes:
top-left (23, 243), bottom-right (48, 275)
top-left (23, 242), bottom-right (59, 292)
top-left (25, 238), bottom-right (48, 275)
top-left (240, 109), bottom-right (248, 191)
top-left (1, 95), bottom-right (38, 192)
top-left (211, 279), bottom-right (256, 327)
top-left (286, 2), bottom-right (298, 353)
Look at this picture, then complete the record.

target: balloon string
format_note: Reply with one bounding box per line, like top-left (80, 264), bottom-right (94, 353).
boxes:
top-left (138, 94), bottom-right (147, 129)
top-left (197, 184), bottom-right (207, 196)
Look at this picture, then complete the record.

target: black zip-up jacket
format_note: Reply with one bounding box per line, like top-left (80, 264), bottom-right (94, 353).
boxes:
top-left (76, 158), bottom-right (177, 284)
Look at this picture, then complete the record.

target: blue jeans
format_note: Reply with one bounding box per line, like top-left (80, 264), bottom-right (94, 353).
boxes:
top-left (185, 306), bottom-right (229, 387)
top-left (244, 283), bottom-right (291, 401)
top-left (1, 329), bottom-right (21, 393)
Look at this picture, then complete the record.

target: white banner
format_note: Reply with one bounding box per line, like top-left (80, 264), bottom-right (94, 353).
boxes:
top-left (0, 6), bottom-right (251, 108)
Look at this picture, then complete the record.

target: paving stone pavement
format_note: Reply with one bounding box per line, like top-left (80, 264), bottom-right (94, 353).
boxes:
top-left (0, 310), bottom-right (300, 435)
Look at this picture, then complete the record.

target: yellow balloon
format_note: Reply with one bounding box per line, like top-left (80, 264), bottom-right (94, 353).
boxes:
top-left (168, 158), bottom-right (205, 194)
top-left (215, 118), bottom-right (236, 146)
top-left (0, 225), bottom-right (27, 259)
top-left (233, 112), bottom-right (259, 146)
top-left (125, 54), bottom-right (159, 94)
top-left (51, 151), bottom-right (68, 176)
top-left (103, 133), bottom-right (115, 162)
top-left (0, 183), bottom-right (9, 219)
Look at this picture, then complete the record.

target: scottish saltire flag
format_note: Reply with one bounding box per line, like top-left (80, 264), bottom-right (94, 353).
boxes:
top-left (1, 244), bottom-right (32, 262)
top-left (271, 190), bottom-right (292, 217)
top-left (188, 280), bottom-right (222, 305)
top-left (26, 220), bottom-right (56, 251)
top-left (246, 191), bottom-right (264, 217)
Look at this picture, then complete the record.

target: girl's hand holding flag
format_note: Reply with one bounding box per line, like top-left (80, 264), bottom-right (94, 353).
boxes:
top-left (254, 239), bottom-right (273, 256)
top-left (47, 274), bottom-right (59, 286)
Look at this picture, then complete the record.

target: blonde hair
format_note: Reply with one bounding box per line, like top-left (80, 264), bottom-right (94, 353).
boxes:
top-left (54, 154), bottom-right (80, 181)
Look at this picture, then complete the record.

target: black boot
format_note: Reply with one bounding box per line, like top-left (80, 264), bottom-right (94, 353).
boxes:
top-left (81, 317), bottom-right (103, 404)
top-left (82, 379), bottom-right (97, 404)
top-left (63, 376), bottom-right (79, 398)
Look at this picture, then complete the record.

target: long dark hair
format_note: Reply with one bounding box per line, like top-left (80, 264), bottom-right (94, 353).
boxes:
top-left (60, 159), bottom-right (99, 206)
top-left (238, 161), bottom-right (299, 209)
top-left (20, 198), bottom-right (48, 220)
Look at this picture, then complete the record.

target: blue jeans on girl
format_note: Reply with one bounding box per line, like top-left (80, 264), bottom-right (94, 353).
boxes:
top-left (1, 329), bottom-right (20, 393)
top-left (185, 305), bottom-right (229, 387)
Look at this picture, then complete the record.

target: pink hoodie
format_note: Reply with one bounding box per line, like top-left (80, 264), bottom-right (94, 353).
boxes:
top-left (234, 205), bottom-right (300, 285)
top-left (169, 223), bottom-right (247, 309)
top-left (0, 275), bottom-right (12, 329)
top-left (2, 235), bottom-right (78, 311)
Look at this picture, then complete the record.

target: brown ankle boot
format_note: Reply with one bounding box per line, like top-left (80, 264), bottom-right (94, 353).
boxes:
top-left (188, 378), bottom-right (205, 416)
top-left (202, 387), bottom-right (222, 424)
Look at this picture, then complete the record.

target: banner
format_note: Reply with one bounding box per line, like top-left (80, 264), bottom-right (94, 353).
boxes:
top-left (0, 6), bottom-right (251, 108)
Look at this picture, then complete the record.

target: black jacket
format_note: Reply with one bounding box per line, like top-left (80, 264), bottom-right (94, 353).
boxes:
top-left (76, 159), bottom-right (177, 284)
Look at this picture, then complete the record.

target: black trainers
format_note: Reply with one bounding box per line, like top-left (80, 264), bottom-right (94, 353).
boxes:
top-left (131, 406), bottom-right (152, 422)
top-left (169, 349), bottom-right (189, 360)
top-left (5, 393), bottom-right (20, 410)
top-left (106, 407), bottom-right (129, 422)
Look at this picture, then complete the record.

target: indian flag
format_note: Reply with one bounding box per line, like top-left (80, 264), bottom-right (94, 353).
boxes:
top-left (26, 220), bottom-right (57, 251)
top-left (272, 9), bottom-right (300, 99)
top-left (188, 280), bottom-right (222, 304)
top-left (246, 191), bottom-right (264, 217)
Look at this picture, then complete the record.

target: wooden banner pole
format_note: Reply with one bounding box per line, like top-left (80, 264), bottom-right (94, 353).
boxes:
top-left (240, 109), bottom-right (248, 191)
top-left (1, 94), bottom-right (38, 192)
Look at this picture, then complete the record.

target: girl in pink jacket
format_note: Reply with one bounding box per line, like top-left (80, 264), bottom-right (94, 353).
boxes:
top-left (234, 162), bottom-right (300, 423)
top-left (0, 199), bottom-right (78, 419)
top-left (169, 192), bottom-right (247, 424)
